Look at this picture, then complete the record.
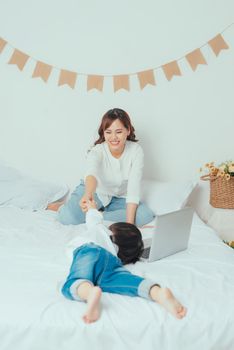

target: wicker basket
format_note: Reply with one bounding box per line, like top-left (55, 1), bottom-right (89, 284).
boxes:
top-left (201, 174), bottom-right (234, 209)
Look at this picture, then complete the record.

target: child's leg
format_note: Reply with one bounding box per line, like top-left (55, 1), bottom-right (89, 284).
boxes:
top-left (62, 244), bottom-right (100, 300)
top-left (149, 285), bottom-right (187, 319)
top-left (99, 258), bottom-right (187, 319)
top-left (76, 282), bottom-right (102, 324)
top-left (62, 244), bottom-right (105, 324)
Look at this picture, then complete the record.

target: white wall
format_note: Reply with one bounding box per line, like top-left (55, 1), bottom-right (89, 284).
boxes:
top-left (0, 0), bottom-right (234, 189)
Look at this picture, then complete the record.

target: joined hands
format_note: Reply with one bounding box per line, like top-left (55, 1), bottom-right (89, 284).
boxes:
top-left (79, 195), bottom-right (97, 212)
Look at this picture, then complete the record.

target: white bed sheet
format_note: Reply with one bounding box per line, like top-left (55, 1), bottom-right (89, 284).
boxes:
top-left (0, 207), bottom-right (234, 350)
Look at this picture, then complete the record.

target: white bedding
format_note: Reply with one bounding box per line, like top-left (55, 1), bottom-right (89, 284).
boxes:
top-left (0, 207), bottom-right (234, 350)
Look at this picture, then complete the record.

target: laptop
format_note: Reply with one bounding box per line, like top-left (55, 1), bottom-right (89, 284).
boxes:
top-left (141, 207), bottom-right (194, 262)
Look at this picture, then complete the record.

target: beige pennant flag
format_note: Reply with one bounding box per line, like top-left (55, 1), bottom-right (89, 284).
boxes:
top-left (32, 61), bottom-right (52, 82)
top-left (162, 61), bottom-right (181, 81)
top-left (208, 34), bottom-right (229, 56)
top-left (113, 75), bottom-right (129, 92)
top-left (87, 75), bottom-right (104, 91)
top-left (137, 69), bottom-right (156, 89)
top-left (58, 69), bottom-right (77, 89)
top-left (0, 38), bottom-right (7, 53)
top-left (8, 49), bottom-right (29, 71)
top-left (186, 48), bottom-right (207, 71)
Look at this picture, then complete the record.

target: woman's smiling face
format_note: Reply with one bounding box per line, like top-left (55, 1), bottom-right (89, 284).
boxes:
top-left (104, 119), bottom-right (130, 156)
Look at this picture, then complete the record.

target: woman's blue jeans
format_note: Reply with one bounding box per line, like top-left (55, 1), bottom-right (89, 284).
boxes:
top-left (58, 182), bottom-right (155, 226)
top-left (61, 243), bottom-right (156, 301)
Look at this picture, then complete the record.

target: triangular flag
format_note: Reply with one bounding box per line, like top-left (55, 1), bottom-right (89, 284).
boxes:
top-left (162, 61), bottom-right (181, 81)
top-left (137, 70), bottom-right (156, 89)
top-left (58, 69), bottom-right (77, 89)
top-left (208, 34), bottom-right (229, 56)
top-left (113, 75), bottom-right (129, 92)
top-left (32, 61), bottom-right (52, 82)
top-left (0, 38), bottom-right (7, 53)
top-left (8, 49), bottom-right (29, 71)
top-left (186, 48), bottom-right (207, 71)
top-left (87, 75), bottom-right (104, 91)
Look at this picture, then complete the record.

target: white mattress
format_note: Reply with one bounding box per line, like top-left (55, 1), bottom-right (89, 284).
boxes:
top-left (0, 206), bottom-right (234, 350)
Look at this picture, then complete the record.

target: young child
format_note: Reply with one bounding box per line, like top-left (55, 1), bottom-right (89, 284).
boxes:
top-left (61, 200), bottom-right (187, 324)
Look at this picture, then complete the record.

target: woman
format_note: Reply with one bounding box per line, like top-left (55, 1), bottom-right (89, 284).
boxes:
top-left (58, 108), bottom-right (154, 226)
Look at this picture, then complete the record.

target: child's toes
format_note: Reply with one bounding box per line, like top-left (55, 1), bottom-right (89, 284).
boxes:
top-left (178, 307), bottom-right (187, 318)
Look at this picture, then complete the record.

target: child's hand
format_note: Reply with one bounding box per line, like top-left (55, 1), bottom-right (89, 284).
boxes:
top-left (86, 199), bottom-right (97, 210)
top-left (79, 194), bottom-right (94, 212)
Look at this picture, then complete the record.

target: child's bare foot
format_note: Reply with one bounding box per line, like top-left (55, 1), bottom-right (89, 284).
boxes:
top-left (150, 286), bottom-right (187, 319)
top-left (83, 287), bottom-right (102, 324)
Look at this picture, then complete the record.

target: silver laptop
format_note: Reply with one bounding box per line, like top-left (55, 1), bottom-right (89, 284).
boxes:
top-left (141, 207), bottom-right (194, 262)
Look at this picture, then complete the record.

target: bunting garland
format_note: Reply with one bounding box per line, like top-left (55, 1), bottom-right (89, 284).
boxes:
top-left (8, 49), bottom-right (29, 70)
top-left (137, 69), bottom-right (156, 89)
top-left (162, 60), bottom-right (182, 81)
top-left (185, 49), bottom-right (207, 71)
top-left (58, 69), bottom-right (77, 89)
top-left (0, 38), bottom-right (7, 53)
top-left (87, 75), bottom-right (104, 91)
top-left (0, 24), bottom-right (232, 92)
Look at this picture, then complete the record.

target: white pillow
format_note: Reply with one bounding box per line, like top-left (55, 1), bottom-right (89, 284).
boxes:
top-left (0, 162), bottom-right (69, 210)
top-left (186, 180), bottom-right (210, 222)
top-left (141, 179), bottom-right (197, 215)
top-left (0, 161), bottom-right (22, 181)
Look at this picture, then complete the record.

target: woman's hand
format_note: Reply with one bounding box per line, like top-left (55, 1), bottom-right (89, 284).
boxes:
top-left (80, 175), bottom-right (98, 212)
top-left (79, 193), bottom-right (94, 212)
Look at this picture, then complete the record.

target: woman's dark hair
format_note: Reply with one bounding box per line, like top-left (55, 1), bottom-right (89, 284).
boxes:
top-left (109, 222), bottom-right (144, 264)
top-left (94, 108), bottom-right (138, 145)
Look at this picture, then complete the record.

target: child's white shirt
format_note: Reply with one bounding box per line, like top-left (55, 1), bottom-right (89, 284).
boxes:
top-left (66, 209), bottom-right (117, 263)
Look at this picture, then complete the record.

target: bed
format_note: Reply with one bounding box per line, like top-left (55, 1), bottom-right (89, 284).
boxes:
top-left (0, 164), bottom-right (234, 350)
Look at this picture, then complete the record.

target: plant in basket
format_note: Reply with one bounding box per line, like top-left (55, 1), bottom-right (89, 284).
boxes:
top-left (201, 161), bottom-right (234, 179)
top-left (200, 160), bottom-right (234, 209)
top-left (223, 240), bottom-right (234, 249)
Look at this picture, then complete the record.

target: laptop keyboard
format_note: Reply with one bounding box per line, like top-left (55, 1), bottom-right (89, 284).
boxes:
top-left (141, 247), bottom-right (150, 259)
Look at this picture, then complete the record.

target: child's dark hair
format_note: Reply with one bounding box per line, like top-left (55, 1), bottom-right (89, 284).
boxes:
top-left (109, 222), bottom-right (144, 264)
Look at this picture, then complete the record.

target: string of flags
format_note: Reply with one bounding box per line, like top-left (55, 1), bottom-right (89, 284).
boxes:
top-left (0, 25), bottom-right (231, 92)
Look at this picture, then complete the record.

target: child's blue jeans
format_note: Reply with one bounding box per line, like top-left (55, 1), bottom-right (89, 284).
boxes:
top-left (58, 181), bottom-right (155, 226)
top-left (62, 243), bottom-right (156, 301)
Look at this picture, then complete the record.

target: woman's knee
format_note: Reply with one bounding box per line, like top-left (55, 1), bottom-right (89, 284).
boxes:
top-left (135, 203), bottom-right (155, 226)
top-left (58, 185), bottom-right (85, 225)
top-left (103, 209), bottom-right (126, 222)
top-left (58, 206), bottom-right (84, 225)
top-left (72, 183), bottom-right (86, 198)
